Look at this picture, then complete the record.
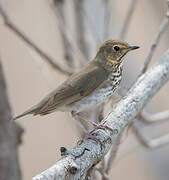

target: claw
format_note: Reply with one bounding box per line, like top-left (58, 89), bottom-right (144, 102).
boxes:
top-left (90, 124), bottom-right (118, 136)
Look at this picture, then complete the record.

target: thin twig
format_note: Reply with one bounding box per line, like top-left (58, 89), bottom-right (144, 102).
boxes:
top-left (74, 0), bottom-right (89, 60)
top-left (85, 166), bottom-right (96, 180)
top-left (132, 119), bottom-right (169, 149)
top-left (97, 135), bottom-right (121, 180)
top-left (81, 8), bottom-right (101, 45)
top-left (139, 1), bottom-right (169, 76)
top-left (102, 0), bottom-right (112, 40)
top-left (140, 110), bottom-right (169, 124)
top-left (120, 0), bottom-right (137, 39)
top-left (116, 0), bottom-right (137, 97)
top-left (138, 4), bottom-right (169, 76)
top-left (118, 1), bottom-right (169, 96)
top-left (50, 3), bottom-right (87, 67)
top-left (53, 0), bottom-right (75, 68)
top-left (105, 135), bottom-right (121, 175)
top-left (27, 47), bottom-right (57, 87)
top-left (0, 4), bottom-right (72, 76)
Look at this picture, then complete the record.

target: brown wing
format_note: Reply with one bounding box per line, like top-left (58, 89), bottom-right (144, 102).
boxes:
top-left (35, 62), bottom-right (109, 115)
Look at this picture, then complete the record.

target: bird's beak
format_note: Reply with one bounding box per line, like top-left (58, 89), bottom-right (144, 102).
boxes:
top-left (129, 45), bottom-right (140, 50)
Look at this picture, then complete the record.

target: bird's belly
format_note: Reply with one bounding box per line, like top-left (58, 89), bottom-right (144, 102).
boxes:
top-left (59, 86), bottom-right (116, 113)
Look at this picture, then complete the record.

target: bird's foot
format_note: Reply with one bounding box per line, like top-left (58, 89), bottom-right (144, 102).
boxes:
top-left (89, 124), bottom-right (118, 135)
top-left (71, 112), bottom-right (118, 135)
top-left (84, 125), bottom-right (118, 151)
top-left (71, 111), bottom-right (99, 131)
top-left (72, 112), bottom-right (111, 132)
top-left (72, 112), bottom-right (118, 150)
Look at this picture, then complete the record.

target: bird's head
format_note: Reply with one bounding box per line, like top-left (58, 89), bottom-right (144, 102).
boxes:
top-left (96, 39), bottom-right (139, 67)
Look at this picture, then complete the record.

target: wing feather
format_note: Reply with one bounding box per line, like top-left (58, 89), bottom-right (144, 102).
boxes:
top-left (36, 62), bottom-right (109, 115)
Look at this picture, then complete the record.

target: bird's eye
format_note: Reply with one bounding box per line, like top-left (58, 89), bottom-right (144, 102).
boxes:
top-left (113, 45), bottom-right (120, 52)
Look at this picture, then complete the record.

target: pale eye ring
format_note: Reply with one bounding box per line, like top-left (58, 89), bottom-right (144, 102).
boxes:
top-left (113, 45), bottom-right (120, 52)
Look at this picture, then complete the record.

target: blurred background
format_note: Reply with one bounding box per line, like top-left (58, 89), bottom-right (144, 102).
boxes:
top-left (0, 0), bottom-right (169, 179)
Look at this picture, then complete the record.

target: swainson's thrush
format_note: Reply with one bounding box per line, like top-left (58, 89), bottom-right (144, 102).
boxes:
top-left (14, 39), bottom-right (139, 120)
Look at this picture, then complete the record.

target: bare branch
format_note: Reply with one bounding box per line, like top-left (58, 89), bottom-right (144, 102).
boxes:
top-left (120, 0), bottom-right (137, 39)
top-left (102, 0), bottom-right (112, 40)
top-left (50, 3), bottom-right (87, 67)
top-left (105, 135), bottom-right (121, 175)
top-left (132, 120), bottom-right (169, 149)
top-left (85, 166), bottom-right (96, 180)
top-left (53, 0), bottom-right (75, 68)
top-left (118, 1), bottom-right (169, 96)
top-left (140, 110), bottom-right (169, 123)
top-left (74, 0), bottom-right (89, 60)
top-left (133, 109), bottom-right (169, 148)
top-left (0, 4), bottom-right (72, 76)
top-left (33, 48), bottom-right (169, 180)
top-left (0, 59), bottom-right (23, 180)
top-left (27, 48), bottom-right (57, 87)
top-left (81, 8), bottom-right (101, 45)
top-left (139, 2), bottom-right (169, 76)
top-left (99, 101), bottom-right (121, 179)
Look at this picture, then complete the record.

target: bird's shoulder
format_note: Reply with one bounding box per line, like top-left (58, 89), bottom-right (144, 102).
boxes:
top-left (56, 61), bottom-right (109, 97)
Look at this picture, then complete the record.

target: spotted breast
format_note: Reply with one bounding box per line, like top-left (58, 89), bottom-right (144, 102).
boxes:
top-left (59, 63), bottom-right (123, 113)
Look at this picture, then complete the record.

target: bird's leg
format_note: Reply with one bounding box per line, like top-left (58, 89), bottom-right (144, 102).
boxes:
top-left (73, 112), bottom-right (117, 135)
top-left (71, 111), bottom-right (99, 130)
top-left (71, 111), bottom-right (118, 151)
top-left (71, 111), bottom-right (88, 133)
top-left (71, 111), bottom-right (107, 150)
top-left (89, 124), bottom-right (118, 135)
top-left (85, 123), bottom-right (118, 151)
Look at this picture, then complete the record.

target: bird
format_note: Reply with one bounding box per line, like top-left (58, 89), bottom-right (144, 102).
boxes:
top-left (13, 39), bottom-right (139, 121)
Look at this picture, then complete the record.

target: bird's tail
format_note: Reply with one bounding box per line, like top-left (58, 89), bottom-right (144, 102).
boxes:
top-left (13, 106), bottom-right (39, 120)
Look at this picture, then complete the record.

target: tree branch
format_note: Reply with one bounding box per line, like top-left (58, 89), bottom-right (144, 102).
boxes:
top-left (33, 47), bottom-right (169, 180)
top-left (102, 0), bottom-right (112, 40)
top-left (53, 0), bottom-right (75, 68)
top-left (132, 119), bottom-right (169, 149)
top-left (0, 4), bottom-right (72, 76)
top-left (140, 110), bottom-right (169, 123)
top-left (0, 59), bottom-right (23, 180)
top-left (50, 3), bottom-right (87, 67)
top-left (118, 0), bottom-right (169, 96)
top-left (74, 0), bottom-right (89, 60)
top-left (120, 0), bottom-right (137, 39)
top-left (139, 1), bottom-right (169, 76)
top-left (81, 8), bottom-right (101, 45)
